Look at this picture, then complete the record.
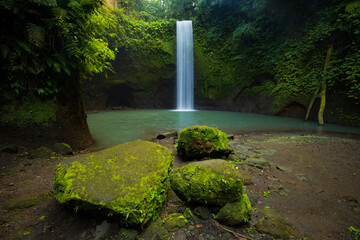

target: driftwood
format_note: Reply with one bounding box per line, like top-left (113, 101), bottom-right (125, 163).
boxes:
top-left (210, 219), bottom-right (255, 240)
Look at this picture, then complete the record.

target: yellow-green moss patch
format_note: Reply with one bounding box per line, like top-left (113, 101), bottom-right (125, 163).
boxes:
top-left (53, 140), bottom-right (173, 226)
top-left (170, 159), bottom-right (243, 207)
top-left (176, 125), bottom-right (233, 160)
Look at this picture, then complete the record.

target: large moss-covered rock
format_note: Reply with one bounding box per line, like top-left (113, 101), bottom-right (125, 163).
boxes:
top-left (215, 192), bottom-right (252, 225)
top-left (170, 159), bottom-right (243, 206)
top-left (53, 140), bottom-right (173, 226)
top-left (176, 125), bottom-right (233, 160)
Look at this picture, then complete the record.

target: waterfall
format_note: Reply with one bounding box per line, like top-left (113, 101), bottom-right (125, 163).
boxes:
top-left (176, 20), bottom-right (194, 111)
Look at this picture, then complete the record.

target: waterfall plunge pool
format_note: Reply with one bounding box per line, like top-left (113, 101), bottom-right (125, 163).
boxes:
top-left (87, 109), bottom-right (360, 147)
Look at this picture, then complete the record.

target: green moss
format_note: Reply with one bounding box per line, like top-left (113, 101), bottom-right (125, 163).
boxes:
top-left (176, 125), bottom-right (233, 160)
top-left (170, 160), bottom-right (243, 207)
top-left (215, 192), bottom-right (252, 225)
top-left (53, 140), bottom-right (174, 226)
top-left (0, 96), bottom-right (57, 128)
top-left (162, 213), bottom-right (188, 232)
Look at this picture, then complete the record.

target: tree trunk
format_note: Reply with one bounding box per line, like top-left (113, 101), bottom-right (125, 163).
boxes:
top-left (56, 69), bottom-right (93, 150)
top-left (318, 44), bottom-right (333, 126)
top-left (305, 85), bottom-right (320, 121)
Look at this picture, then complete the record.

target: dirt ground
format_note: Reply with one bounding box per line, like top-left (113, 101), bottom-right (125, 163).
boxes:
top-left (0, 132), bottom-right (360, 240)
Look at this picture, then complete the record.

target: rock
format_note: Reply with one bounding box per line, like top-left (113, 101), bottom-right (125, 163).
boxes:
top-left (245, 158), bottom-right (270, 167)
top-left (156, 131), bottom-right (178, 139)
top-left (53, 140), bottom-right (173, 226)
top-left (0, 144), bottom-right (18, 153)
top-left (170, 159), bottom-right (243, 207)
top-left (194, 206), bottom-right (210, 220)
top-left (276, 165), bottom-right (292, 172)
top-left (176, 126), bottom-right (233, 160)
top-left (235, 167), bottom-right (253, 185)
top-left (94, 220), bottom-right (111, 240)
top-left (118, 228), bottom-right (139, 240)
top-left (140, 220), bottom-right (169, 240)
top-left (215, 192), bottom-right (252, 225)
top-left (52, 143), bottom-right (73, 155)
top-left (296, 173), bottom-right (309, 182)
top-left (163, 213), bottom-right (188, 232)
top-left (227, 134), bottom-right (234, 140)
top-left (255, 207), bottom-right (297, 239)
top-left (29, 146), bottom-right (52, 159)
top-left (5, 190), bottom-right (52, 210)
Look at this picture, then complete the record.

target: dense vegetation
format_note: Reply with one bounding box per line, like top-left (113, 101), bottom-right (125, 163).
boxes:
top-left (1, 0), bottom-right (360, 147)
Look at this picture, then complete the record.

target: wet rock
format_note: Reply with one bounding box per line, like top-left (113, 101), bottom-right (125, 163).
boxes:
top-left (215, 192), bottom-right (252, 225)
top-left (29, 146), bottom-right (52, 159)
top-left (163, 213), bottom-right (188, 232)
top-left (255, 207), bottom-right (299, 239)
top-left (52, 142), bottom-right (73, 155)
top-left (176, 126), bottom-right (233, 161)
top-left (296, 173), bottom-right (309, 182)
top-left (156, 131), bottom-right (178, 139)
top-left (194, 206), bottom-right (210, 220)
top-left (245, 158), bottom-right (270, 167)
top-left (53, 140), bottom-right (173, 226)
top-left (170, 159), bottom-right (243, 207)
top-left (0, 144), bottom-right (18, 153)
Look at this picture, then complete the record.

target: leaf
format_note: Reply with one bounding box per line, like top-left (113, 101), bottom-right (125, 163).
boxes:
top-left (26, 23), bottom-right (45, 47)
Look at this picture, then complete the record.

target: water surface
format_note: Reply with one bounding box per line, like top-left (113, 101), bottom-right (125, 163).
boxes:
top-left (87, 110), bottom-right (360, 146)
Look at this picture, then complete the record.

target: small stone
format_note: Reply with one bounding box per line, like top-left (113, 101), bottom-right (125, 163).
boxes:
top-left (188, 226), bottom-right (194, 231)
top-left (156, 131), bottom-right (178, 139)
top-left (276, 165), bottom-right (292, 172)
top-left (94, 220), bottom-right (111, 240)
top-left (52, 143), bottom-right (73, 155)
top-left (296, 173), bottom-right (309, 182)
top-left (194, 206), bottom-right (210, 220)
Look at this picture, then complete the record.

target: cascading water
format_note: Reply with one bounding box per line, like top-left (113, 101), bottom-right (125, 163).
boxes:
top-left (176, 20), bottom-right (194, 111)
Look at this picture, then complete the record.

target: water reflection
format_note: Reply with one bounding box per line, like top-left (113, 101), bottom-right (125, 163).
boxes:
top-left (87, 110), bottom-right (360, 147)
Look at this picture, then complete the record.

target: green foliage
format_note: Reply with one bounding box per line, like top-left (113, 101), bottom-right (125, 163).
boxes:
top-left (0, 0), bottom-right (115, 98)
top-left (0, 96), bottom-right (57, 127)
top-left (349, 226), bottom-right (360, 240)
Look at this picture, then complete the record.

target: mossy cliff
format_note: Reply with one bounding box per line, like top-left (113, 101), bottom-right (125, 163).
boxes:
top-left (53, 140), bottom-right (174, 226)
top-left (83, 11), bottom-right (177, 110)
top-left (176, 125), bottom-right (232, 160)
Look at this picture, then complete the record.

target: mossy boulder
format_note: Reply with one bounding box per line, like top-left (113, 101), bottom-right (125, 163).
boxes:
top-left (53, 140), bottom-right (173, 226)
top-left (52, 143), bottom-right (73, 155)
top-left (162, 213), bottom-right (188, 232)
top-left (255, 207), bottom-right (295, 239)
top-left (170, 159), bottom-right (243, 207)
top-left (215, 192), bottom-right (252, 225)
top-left (30, 146), bottom-right (52, 159)
top-left (176, 126), bottom-right (233, 160)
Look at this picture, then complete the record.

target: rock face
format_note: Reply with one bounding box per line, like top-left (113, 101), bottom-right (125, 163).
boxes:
top-left (53, 140), bottom-right (173, 226)
top-left (176, 126), bottom-right (233, 160)
top-left (170, 159), bottom-right (243, 206)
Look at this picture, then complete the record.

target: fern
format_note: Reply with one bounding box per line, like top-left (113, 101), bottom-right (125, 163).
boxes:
top-left (26, 23), bottom-right (45, 47)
